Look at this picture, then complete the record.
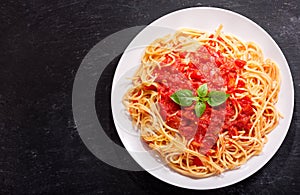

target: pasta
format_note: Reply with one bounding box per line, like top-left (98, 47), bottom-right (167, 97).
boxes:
top-left (123, 25), bottom-right (282, 178)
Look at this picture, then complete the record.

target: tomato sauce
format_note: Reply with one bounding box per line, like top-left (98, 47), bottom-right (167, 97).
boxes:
top-left (150, 46), bottom-right (254, 152)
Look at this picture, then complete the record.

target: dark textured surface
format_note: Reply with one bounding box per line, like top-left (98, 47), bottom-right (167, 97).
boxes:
top-left (0, 0), bottom-right (299, 194)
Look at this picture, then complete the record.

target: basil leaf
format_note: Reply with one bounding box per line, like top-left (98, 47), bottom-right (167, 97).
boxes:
top-left (197, 83), bottom-right (208, 97)
top-left (170, 89), bottom-right (197, 106)
top-left (199, 97), bottom-right (209, 102)
top-left (207, 91), bottom-right (229, 107)
top-left (195, 101), bottom-right (206, 117)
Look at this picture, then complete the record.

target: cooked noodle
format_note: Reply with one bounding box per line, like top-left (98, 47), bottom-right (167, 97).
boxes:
top-left (123, 25), bottom-right (281, 178)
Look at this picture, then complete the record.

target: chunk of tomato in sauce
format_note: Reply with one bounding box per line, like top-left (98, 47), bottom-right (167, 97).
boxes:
top-left (234, 59), bottom-right (247, 68)
top-left (193, 157), bottom-right (203, 166)
top-left (228, 126), bottom-right (238, 137)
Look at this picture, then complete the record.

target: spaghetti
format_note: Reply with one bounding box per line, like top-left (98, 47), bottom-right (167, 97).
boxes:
top-left (123, 25), bottom-right (281, 178)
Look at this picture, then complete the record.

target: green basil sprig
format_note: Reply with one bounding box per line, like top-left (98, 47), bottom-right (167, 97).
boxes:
top-left (170, 89), bottom-right (198, 106)
top-left (170, 84), bottom-right (229, 117)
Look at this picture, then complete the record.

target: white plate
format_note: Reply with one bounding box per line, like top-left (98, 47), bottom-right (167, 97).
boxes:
top-left (111, 7), bottom-right (294, 189)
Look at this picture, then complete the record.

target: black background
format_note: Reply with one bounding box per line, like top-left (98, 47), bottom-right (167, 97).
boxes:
top-left (1, 0), bottom-right (299, 194)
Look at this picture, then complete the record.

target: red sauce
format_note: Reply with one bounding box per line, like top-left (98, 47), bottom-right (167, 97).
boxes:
top-left (150, 46), bottom-right (254, 154)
